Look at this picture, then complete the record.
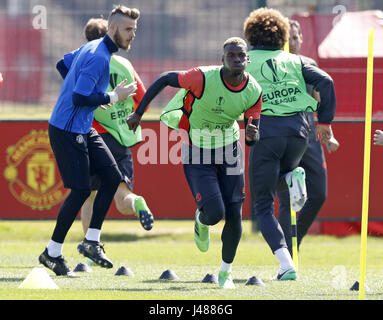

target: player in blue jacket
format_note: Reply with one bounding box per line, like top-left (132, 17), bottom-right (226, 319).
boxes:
top-left (39, 5), bottom-right (138, 276)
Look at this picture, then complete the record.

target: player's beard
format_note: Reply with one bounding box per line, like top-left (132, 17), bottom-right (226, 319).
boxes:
top-left (114, 27), bottom-right (131, 51)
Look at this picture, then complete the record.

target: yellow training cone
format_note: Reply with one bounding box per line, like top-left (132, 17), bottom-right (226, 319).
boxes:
top-left (18, 267), bottom-right (59, 289)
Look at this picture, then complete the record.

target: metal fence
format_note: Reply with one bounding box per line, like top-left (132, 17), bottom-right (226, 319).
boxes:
top-left (0, 0), bottom-right (381, 116)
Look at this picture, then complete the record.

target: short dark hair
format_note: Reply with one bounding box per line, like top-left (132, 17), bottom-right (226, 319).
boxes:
top-left (84, 18), bottom-right (108, 41)
top-left (223, 37), bottom-right (248, 49)
top-left (289, 19), bottom-right (302, 35)
top-left (243, 7), bottom-right (290, 49)
top-left (108, 5), bottom-right (140, 26)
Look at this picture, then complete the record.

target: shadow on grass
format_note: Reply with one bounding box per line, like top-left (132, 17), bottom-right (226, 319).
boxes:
top-left (367, 292), bottom-right (383, 297)
top-left (142, 279), bottom-right (202, 284)
top-left (1, 266), bottom-right (37, 269)
top-left (94, 287), bottom-right (155, 293)
top-left (142, 278), bottom-right (270, 286)
top-left (0, 277), bottom-right (25, 282)
top-left (93, 285), bottom-right (192, 292)
top-left (99, 232), bottom-right (177, 242)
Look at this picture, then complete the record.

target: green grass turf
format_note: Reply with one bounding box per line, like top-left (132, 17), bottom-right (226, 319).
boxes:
top-left (1, 220), bottom-right (383, 300)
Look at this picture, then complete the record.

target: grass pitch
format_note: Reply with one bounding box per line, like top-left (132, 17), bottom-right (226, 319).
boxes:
top-left (1, 219), bottom-right (383, 301)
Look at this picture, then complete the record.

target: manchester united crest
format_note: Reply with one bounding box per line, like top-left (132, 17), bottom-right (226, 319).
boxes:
top-left (3, 129), bottom-right (69, 210)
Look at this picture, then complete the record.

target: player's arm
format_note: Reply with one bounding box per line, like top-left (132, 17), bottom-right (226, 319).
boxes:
top-left (72, 65), bottom-right (113, 107)
top-left (312, 89), bottom-right (320, 102)
top-left (300, 56), bottom-right (321, 102)
top-left (301, 59), bottom-right (336, 143)
top-left (243, 95), bottom-right (262, 146)
top-left (56, 53), bottom-right (75, 80)
top-left (126, 71), bottom-right (185, 132)
top-left (127, 68), bottom-right (204, 132)
top-left (301, 60), bottom-right (335, 124)
top-left (72, 56), bottom-right (136, 108)
top-left (134, 68), bottom-right (203, 116)
top-left (56, 59), bottom-right (69, 79)
top-left (133, 69), bottom-right (148, 111)
top-left (133, 71), bottom-right (181, 117)
top-left (56, 48), bottom-right (82, 80)
top-left (72, 80), bottom-right (137, 108)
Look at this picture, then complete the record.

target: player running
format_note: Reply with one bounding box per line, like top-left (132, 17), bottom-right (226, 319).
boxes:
top-left (127, 37), bottom-right (263, 289)
top-left (244, 8), bottom-right (336, 280)
top-left (76, 17), bottom-right (154, 234)
top-left (39, 5), bottom-right (138, 276)
top-left (277, 19), bottom-right (339, 255)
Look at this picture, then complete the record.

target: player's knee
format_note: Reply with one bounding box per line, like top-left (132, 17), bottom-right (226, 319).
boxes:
top-left (254, 199), bottom-right (274, 219)
top-left (225, 202), bottom-right (242, 223)
top-left (99, 166), bottom-right (122, 188)
top-left (71, 188), bottom-right (91, 202)
top-left (201, 196), bottom-right (225, 225)
top-left (109, 168), bottom-right (123, 187)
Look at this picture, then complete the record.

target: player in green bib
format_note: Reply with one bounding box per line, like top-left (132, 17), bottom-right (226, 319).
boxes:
top-left (79, 18), bottom-right (154, 235)
top-left (243, 8), bottom-right (336, 280)
top-left (127, 37), bottom-right (262, 289)
top-left (277, 19), bottom-right (340, 257)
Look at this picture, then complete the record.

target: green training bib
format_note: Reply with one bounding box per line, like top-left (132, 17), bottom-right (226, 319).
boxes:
top-left (246, 50), bottom-right (318, 116)
top-left (161, 65), bottom-right (262, 149)
top-left (94, 55), bottom-right (142, 147)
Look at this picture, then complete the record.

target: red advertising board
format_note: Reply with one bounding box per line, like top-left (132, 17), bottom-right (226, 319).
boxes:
top-left (1, 120), bottom-right (383, 221)
top-left (317, 121), bottom-right (383, 221)
top-left (1, 122), bottom-right (69, 218)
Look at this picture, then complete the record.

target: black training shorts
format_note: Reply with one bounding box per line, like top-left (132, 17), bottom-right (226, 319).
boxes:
top-left (182, 141), bottom-right (245, 209)
top-left (48, 124), bottom-right (118, 190)
top-left (90, 132), bottom-right (134, 191)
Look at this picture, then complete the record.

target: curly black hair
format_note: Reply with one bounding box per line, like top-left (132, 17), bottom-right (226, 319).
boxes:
top-left (243, 8), bottom-right (290, 49)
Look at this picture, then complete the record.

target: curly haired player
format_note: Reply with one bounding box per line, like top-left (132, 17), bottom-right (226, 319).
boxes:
top-left (277, 19), bottom-right (339, 256)
top-left (244, 8), bottom-right (336, 280)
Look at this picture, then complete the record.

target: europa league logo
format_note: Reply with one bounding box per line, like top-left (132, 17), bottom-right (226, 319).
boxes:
top-left (261, 58), bottom-right (287, 83)
top-left (216, 96), bottom-right (225, 106)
